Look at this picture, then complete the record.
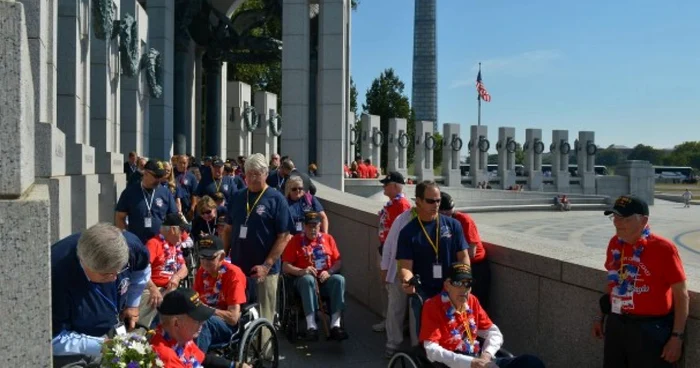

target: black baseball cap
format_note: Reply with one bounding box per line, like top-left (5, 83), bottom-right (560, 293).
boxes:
top-left (203, 156), bottom-right (213, 162)
top-left (158, 288), bottom-right (215, 322)
top-left (144, 160), bottom-right (166, 178)
top-left (380, 171), bottom-right (406, 185)
top-left (212, 158), bottom-right (225, 167)
top-left (162, 213), bottom-right (187, 228)
top-left (604, 195), bottom-right (649, 217)
top-left (304, 211), bottom-right (322, 225)
top-left (198, 235), bottom-right (225, 257)
top-left (446, 263), bottom-right (473, 282)
top-left (439, 192), bottom-right (455, 211)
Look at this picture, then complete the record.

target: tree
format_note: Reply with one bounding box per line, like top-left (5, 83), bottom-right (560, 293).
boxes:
top-left (596, 149), bottom-right (624, 167)
top-left (350, 77), bottom-right (359, 117)
top-left (515, 143), bottom-right (524, 165)
top-left (627, 144), bottom-right (666, 165)
top-left (433, 132), bottom-right (443, 169)
top-left (362, 68), bottom-right (412, 170)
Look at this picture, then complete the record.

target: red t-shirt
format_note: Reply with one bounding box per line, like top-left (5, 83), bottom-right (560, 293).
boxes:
top-left (151, 327), bottom-right (205, 368)
top-left (357, 163), bottom-right (369, 178)
top-left (420, 293), bottom-right (493, 351)
top-left (378, 195), bottom-right (412, 243)
top-left (368, 165), bottom-right (378, 178)
top-left (604, 233), bottom-right (686, 316)
top-left (146, 235), bottom-right (186, 287)
top-left (452, 212), bottom-right (486, 263)
top-left (194, 261), bottom-right (247, 310)
top-left (281, 233), bottom-right (341, 272)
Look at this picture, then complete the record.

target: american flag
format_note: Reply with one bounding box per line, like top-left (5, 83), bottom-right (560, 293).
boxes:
top-left (476, 70), bottom-right (491, 102)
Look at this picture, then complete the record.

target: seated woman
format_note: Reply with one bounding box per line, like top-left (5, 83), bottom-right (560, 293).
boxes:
top-left (190, 196), bottom-right (225, 244)
top-left (193, 235), bottom-right (247, 352)
top-left (285, 176), bottom-right (328, 235)
top-left (420, 263), bottom-right (545, 368)
top-left (281, 212), bottom-right (348, 341)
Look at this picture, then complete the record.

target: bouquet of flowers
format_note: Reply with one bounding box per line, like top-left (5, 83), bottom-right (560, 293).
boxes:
top-left (101, 334), bottom-right (164, 368)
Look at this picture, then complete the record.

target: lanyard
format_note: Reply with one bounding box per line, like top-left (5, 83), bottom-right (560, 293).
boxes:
top-left (245, 187), bottom-right (268, 222)
top-left (205, 218), bottom-right (216, 235)
top-left (417, 215), bottom-right (440, 260)
top-left (214, 178), bottom-right (222, 192)
top-left (142, 185), bottom-right (156, 216)
top-left (93, 282), bottom-right (119, 321)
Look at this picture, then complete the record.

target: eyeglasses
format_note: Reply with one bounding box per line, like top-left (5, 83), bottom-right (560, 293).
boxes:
top-left (423, 198), bottom-right (441, 205)
top-left (450, 279), bottom-right (473, 288)
top-left (291, 187), bottom-right (304, 192)
top-left (247, 172), bottom-right (265, 179)
top-left (99, 264), bottom-right (130, 278)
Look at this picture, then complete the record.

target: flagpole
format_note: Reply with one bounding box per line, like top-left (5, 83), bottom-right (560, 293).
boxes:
top-left (477, 62), bottom-right (482, 126)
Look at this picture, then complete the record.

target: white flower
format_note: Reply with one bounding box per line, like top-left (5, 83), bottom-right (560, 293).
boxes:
top-left (113, 343), bottom-right (126, 357)
top-left (130, 341), bottom-right (147, 355)
top-left (155, 358), bottom-right (164, 367)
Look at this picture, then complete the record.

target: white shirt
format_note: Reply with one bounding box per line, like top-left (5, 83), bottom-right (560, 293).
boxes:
top-left (380, 207), bottom-right (416, 283)
top-left (682, 191), bottom-right (692, 200)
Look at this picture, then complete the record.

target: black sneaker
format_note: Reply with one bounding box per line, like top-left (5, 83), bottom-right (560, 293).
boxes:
top-left (305, 328), bottom-right (319, 341)
top-left (330, 327), bottom-right (349, 341)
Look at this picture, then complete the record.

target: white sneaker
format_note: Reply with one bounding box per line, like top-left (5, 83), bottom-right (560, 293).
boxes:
top-left (372, 320), bottom-right (386, 332)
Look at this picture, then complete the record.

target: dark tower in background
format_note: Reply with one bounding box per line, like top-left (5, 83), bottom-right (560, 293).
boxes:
top-left (412, 0), bottom-right (438, 131)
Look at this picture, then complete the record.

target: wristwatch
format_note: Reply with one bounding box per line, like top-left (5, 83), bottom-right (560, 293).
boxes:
top-left (671, 332), bottom-right (684, 340)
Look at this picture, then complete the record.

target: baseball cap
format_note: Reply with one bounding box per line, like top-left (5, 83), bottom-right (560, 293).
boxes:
top-left (203, 156), bottom-right (213, 162)
top-left (303, 211), bottom-right (322, 225)
top-left (439, 192), bottom-right (455, 211)
top-left (144, 159), bottom-right (166, 178)
top-left (212, 158), bottom-right (225, 167)
top-left (162, 213), bottom-right (187, 228)
top-left (380, 171), bottom-right (406, 185)
top-left (198, 235), bottom-right (224, 257)
top-left (604, 195), bottom-right (649, 217)
top-left (446, 263), bottom-right (473, 282)
top-left (157, 288), bottom-right (215, 322)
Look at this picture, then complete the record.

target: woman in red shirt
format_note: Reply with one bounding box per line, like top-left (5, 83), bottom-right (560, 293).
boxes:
top-left (281, 212), bottom-right (348, 341)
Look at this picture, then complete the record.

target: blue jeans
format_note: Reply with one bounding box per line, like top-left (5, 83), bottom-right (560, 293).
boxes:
top-left (195, 315), bottom-right (238, 353)
top-left (293, 274), bottom-right (346, 316)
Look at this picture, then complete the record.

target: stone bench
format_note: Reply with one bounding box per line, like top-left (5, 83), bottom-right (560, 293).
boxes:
top-left (456, 203), bottom-right (609, 213)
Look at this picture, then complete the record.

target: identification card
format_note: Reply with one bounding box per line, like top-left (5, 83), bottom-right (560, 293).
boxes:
top-left (295, 222), bottom-right (303, 232)
top-left (432, 264), bottom-right (443, 279)
top-left (144, 217), bottom-right (152, 228)
top-left (611, 295), bottom-right (622, 314)
top-left (239, 226), bottom-right (248, 239)
top-left (115, 323), bottom-right (127, 336)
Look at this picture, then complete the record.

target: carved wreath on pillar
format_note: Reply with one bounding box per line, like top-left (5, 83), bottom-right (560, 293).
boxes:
top-left (269, 113), bottom-right (282, 137)
top-left (478, 136), bottom-right (490, 153)
top-left (116, 13), bottom-right (140, 77)
top-left (534, 139), bottom-right (545, 154)
top-left (141, 49), bottom-right (163, 98)
top-left (586, 141), bottom-right (598, 156)
top-left (372, 130), bottom-right (385, 147)
top-left (506, 138), bottom-right (517, 153)
top-left (349, 126), bottom-right (360, 145)
top-left (424, 134), bottom-right (437, 150)
top-left (451, 136), bottom-right (463, 151)
top-left (560, 140), bottom-right (571, 155)
top-left (397, 132), bottom-right (410, 149)
top-left (243, 104), bottom-right (259, 131)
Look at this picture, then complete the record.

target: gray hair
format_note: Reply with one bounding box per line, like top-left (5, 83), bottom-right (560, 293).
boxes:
top-left (213, 250), bottom-right (226, 259)
top-left (77, 223), bottom-right (129, 273)
top-left (285, 176), bottom-right (304, 197)
top-left (245, 153), bottom-right (269, 174)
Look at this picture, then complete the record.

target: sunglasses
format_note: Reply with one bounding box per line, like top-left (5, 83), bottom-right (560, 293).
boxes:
top-left (450, 279), bottom-right (473, 288)
top-left (291, 187), bottom-right (304, 192)
top-left (423, 198), bottom-right (441, 205)
top-left (201, 210), bottom-right (213, 216)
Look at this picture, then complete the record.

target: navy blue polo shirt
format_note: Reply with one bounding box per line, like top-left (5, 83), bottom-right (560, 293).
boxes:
top-left (115, 184), bottom-right (178, 243)
top-left (190, 206), bottom-right (227, 244)
top-left (266, 170), bottom-right (285, 191)
top-left (199, 164), bottom-right (213, 183)
top-left (195, 176), bottom-right (243, 203)
top-left (396, 215), bottom-right (469, 298)
top-left (176, 171), bottom-right (199, 212)
top-left (227, 187), bottom-right (294, 275)
top-left (51, 231), bottom-right (150, 337)
top-left (287, 195), bottom-right (324, 235)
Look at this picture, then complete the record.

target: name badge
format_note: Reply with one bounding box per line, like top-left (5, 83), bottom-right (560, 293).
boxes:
top-left (144, 217), bottom-right (152, 228)
top-left (611, 295), bottom-right (622, 314)
top-left (115, 323), bottom-right (127, 336)
top-left (239, 226), bottom-right (248, 239)
top-left (432, 264), bottom-right (442, 279)
top-left (295, 222), bottom-right (303, 232)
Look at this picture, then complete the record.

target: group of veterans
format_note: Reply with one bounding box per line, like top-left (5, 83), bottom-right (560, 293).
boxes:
top-left (51, 149), bottom-right (689, 368)
top-left (52, 153), bottom-right (347, 368)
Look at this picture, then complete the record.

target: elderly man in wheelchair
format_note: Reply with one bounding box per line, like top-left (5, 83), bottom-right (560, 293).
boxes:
top-left (280, 211), bottom-right (349, 341)
top-left (390, 264), bottom-right (545, 368)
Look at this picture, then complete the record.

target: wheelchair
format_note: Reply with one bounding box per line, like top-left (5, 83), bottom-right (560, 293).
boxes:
top-left (208, 302), bottom-right (280, 368)
top-left (387, 277), bottom-right (513, 368)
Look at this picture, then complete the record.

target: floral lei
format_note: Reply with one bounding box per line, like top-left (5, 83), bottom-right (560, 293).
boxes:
top-left (378, 193), bottom-right (406, 238)
top-left (160, 235), bottom-right (184, 274)
top-left (160, 329), bottom-right (202, 368)
top-left (302, 233), bottom-right (330, 271)
top-left (202, 264), bottom-right (228, 307)
top-left (607, 226), bottom-right (651, 297)
top-left (440, 291), bottom-right (479, 356)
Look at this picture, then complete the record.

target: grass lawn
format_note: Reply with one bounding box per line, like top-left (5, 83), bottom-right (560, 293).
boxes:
top-left (655, 182), bottom-right (700, 194)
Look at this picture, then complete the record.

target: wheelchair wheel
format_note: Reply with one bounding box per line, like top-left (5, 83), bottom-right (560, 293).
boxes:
top-left (274, 275), bottom-right (287, 330)
top-left (238, 319), bottom-right (279, 368)
top-left (387, 352), bottom-right (421, 368)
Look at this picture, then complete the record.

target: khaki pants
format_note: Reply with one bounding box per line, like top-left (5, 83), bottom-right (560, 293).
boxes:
top-left (138, 287), bottom-right (166, 329)
top-left (385, 281), bottom-right (408, 350)
top-left (256, 274), bottom-right (278, 343)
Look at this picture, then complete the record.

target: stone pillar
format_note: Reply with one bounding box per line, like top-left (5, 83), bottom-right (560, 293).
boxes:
top-left (203, 55), bottom-right (222, 157)
top-left (551, 130), bottom-right (570, 192)
top-left (497, 127), bottom-right (516, 190)
top-left (469, 125), bottom-right (489, 187)
top-left (361, 114), bottom-right (381, 167)
top-left (120, 1), bottom-right (149, 157)
top-left (577, 131), bottom-right (596, 194)
top-left (346, 111), bottom-right (356, 164)
top-left (253, 91), bottom-right (276, 158)
top-left (617, 160), bottom-right (655, 205)
top-left (442, 123), bottom-right (461, 187)
top-left (524, 128), bottom-right (543, 191)
top-left (415, 121), bottom-right (435, 181)
top-left (147, 0), bottom-right (174, 159)
top-left (281, 0), bottom-right (310, 169)
top-left (388, 118), bottom-right (408, 178)
top-left (0, 3), bottom-right (52, 366)
top-left (316, 0), bottom-right (349, 190)
top-left (218, 61), bottom-right (227, 158)
top-left (193, 47), bottom-right (203, 157)
top-left (173, 1), bottom-right (192, 156)
top-left (57, 0), bottom-right (96, 175)
top-left (226, 81), bottom-right (252, 159)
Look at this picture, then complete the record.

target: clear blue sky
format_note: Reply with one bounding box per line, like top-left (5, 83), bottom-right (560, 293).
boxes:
top-left (350, 0), bottom-right (700, 150)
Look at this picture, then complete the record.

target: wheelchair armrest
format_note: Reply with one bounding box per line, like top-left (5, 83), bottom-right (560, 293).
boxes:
top-left (495, 348), bottom-right (514, 358)
top-left (242, 303), bottom-right (260, 315)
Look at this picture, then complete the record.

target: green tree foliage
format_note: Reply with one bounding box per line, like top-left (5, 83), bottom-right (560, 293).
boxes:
top-left (433, 132), bottom-right (443, 169)
top-left (350, 77), bottom-right (359, 117)
top-left (515, 143), bottom-right (524, 165)
top-left (627, 144), bottom-right (666, 165)
top-left (362, 68), bottom-right (413, 169)
top-left (596, 148), bottom-right (624, 167)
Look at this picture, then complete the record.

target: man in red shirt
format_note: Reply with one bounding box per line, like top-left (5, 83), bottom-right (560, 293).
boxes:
top-left (439, 191), bottom-right (491, 309)
top-left (420, 263), bottom-right (544, 368)
top-left (193, 235), bottom-right (248, 352)
top-left (282, 211), bottom-right (348, 341)
top-left (365, 158), bottom-right (378, 178)
top-left (356, 157), bottom-right (368, 178)
top-left (152, 288), bottom-right (250, 368)
top-left (140, 213), bottom-right (190, 328)
top-left (592, 195), bottom-right (688, 367)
